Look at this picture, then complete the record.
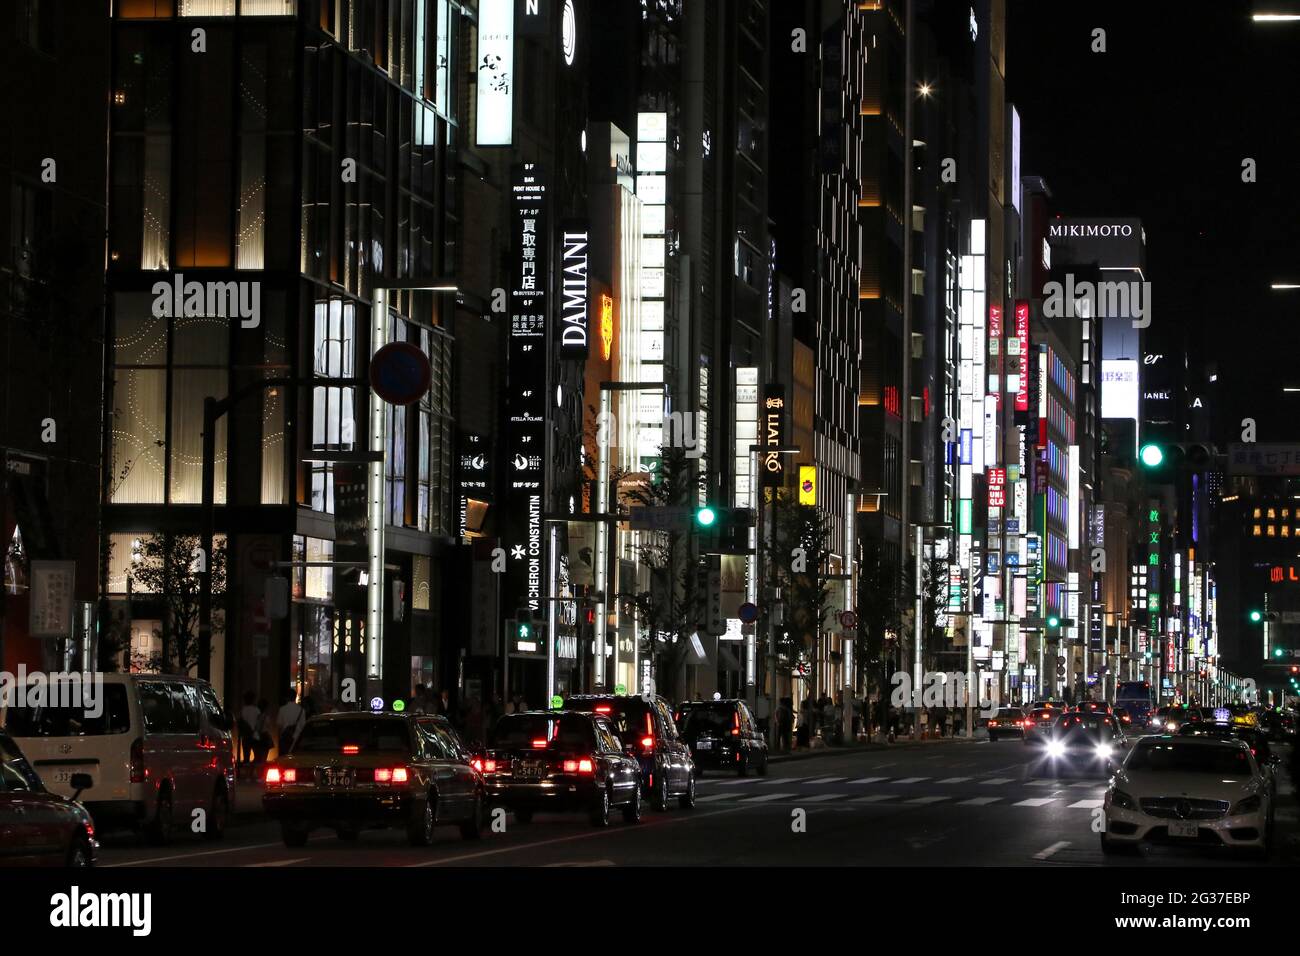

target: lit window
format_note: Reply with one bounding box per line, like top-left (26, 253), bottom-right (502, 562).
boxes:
top-left (1283, 526), bottom-right (1291, 538)
top-left (1253, 507), bottom-right (1262, 519)
top-left (1268, 525), bottom-right (1276, 537)
top-left (1285, 509), bottom-right (1291, 519)
top-left (1253, 525), bottom-right (1262, 537)
top-left (1268, 508), bottom-right (1276, 520)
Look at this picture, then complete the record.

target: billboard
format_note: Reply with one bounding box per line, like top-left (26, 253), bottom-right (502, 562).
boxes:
top-left (1100, 359), bottom-right (1139, 421)
top-left (476, 0), bottom-right (515, 146)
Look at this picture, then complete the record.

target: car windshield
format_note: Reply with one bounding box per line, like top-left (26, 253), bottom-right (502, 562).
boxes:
top-left (294, 718), bottom-right (411, 753)
top-left (995, 709), bottom-right (1022, 719)
top-left (494, 714), bottom-right (596, 751)
top-left (682, 705), bottom-right (736, 736)
top-left (1126, 741), bottom-right (1253, 776)
top-left (3, 683), bottom-right (132, 737)
top-left (565, 698), bottom-right (652, 740)
top-left (1027, 709), bottom-right (1055, 721)
top-left (1056, 714), bottom-right (1113, 737)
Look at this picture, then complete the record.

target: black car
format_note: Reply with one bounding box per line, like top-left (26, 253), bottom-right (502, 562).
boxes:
top-left (481, 711), bottom-right (642, 826)
top-left (263, 712), bottom-right (485, 847)
top-left (561, 694), bottom-right (697, 810)
top-left (1177, 721), bottom-right (1279, 792)
top-left (1035, 712), bottom-right (1127, 777)
top-left (0, 730), bottom-right (97, 866)
top-left (674, 699), bottom-right (768, 775)
top-left (986, 707), bottom-right (1026, 742)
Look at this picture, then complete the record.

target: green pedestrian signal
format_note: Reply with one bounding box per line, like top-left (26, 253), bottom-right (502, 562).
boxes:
top-left (550, 695), bottom-right (563, 709)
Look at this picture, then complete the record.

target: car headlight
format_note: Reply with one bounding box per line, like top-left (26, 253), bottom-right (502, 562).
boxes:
top-left (1046, 740), bottom-right (1065, 757)
top-left (1095, 744), bottom-right (1113, 759)
top-left (1232, 795), bottom-right (1261, 815)
top-left (1109, 789), bottom-right (1137, 810)
top-left (1166, 720), bottom-right (1177, 729)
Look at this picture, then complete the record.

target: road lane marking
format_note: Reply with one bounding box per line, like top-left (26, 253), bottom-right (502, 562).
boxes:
top-left (847, 777), bottom-right (889, 784)
top-left (802, 793), bottom-right (848, 802)
top-left (850, 794), bottom-right (897, 803)
top-left (957, 797), bottom-right (1001, 806)
top-left (1070, 781), bottom-right (1101, 788)
top-left (695, 794), bottom-right (734, 803)
top-left (1013, 798), bottom-right (1055, 807)
top-left (936, 777), bottom-right (972, 783)
top-left (407, 806), bottom-right (752, 866)
top-left (1027, 779), bottom-right (1064, 787)
top-left (891, 777), bottom-right (930, 784)
top-left (802, 776), bottom-right (846, 785)
top-left (1033, 841), bottom-right (1071, 859)
top-left (904, 796), bottom-right (950, 804)
top-left (737, 792), bottom-right (797, 803)
top-left (246, 858), bottom-right (309, 867)
top-left (1068, 799), bottom-right (1104, 809)
top-left (981, 777), bottom-right (1014, 785)
top-left (105, 839), bottom-right (323, 867)
top-left (715, 777), bottom-right (766, 786)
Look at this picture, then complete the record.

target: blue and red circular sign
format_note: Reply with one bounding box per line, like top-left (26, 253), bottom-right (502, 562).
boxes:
top-left (370, 342), bottom-right (432, 406)
top-left (738, 602), bottom-right (759, 624)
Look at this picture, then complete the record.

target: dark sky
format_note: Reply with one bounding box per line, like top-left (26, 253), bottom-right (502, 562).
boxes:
top-left (1006, 0), bottom-right (1300, 439)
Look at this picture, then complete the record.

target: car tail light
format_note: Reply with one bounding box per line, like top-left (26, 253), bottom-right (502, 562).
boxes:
top-left (1024, 720), bottom-right (1035, 728)
top-left (266, 766), bottom-right (282, 785)
top-left (989, 720), bottom-right (999, 727)
top-left (641, 735), bottom-right (655, 751)
top-left (562, 758), bottom-right (595, 774)
top-left (342, 744), bottom-right (360, 755)
top-left (471, 757), bottom-right (499, 773)
top-left (732, 712), bottom-right (741, 736)
top-left (282, 768), bottom-right (297, 784)
top-left (532, 738), bottom-right (548, 749)
top-left (375, 768), bottom-right (392, 783)
top-left (595, 705), bottom-right (612, 714)
top-left (129, 737), bottom-right (145, 783)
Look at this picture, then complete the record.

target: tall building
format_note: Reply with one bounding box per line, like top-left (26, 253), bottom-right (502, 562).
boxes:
top-left (103, 2), bottom-right (468, 710)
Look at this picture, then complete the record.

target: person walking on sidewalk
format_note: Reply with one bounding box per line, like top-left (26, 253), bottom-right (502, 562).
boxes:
top-left (276, 691), bottom-right (305, 757)
top-left (237, 691), bottom-right (259, 779)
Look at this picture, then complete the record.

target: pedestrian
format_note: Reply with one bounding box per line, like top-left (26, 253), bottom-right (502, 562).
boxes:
top-left (411, 683), bottom-right (430, 714)
top-left (753, 693), bottom-right (771, 740)
top-left (437, 688), bottom-right (452, 716)
top-left (252, 698), bottom-right (273, 772)
top-left (237, 691), bottom-right (259, 779)
top-left (276, 690), bottom-right (305, 757)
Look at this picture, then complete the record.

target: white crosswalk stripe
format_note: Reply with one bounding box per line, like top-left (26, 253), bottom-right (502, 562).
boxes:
top-left (802, 793), bottom-right (849, 802)
top-left (715, 777), bottom-right (765, 786)
top-left (904, 795), bottom-right (950, 804)
top-left (957, 797), bottom-right (1001, 806)
top-left (738, 792), bottom-right (796, 803)
top-left (891, 777), bottom-right (930, 784)
top-left (981, 777), bottom-right (1015, 785)
top-left (1013, 798), bottom-right (1056, 807)
top-left (936, 777), bottom-right (973, 783)
top-left (802, 776), bottom-right (847, 785)
top-left (1068, 799), bottom-right (1104, 809)
top-left (848, 776), bottom-right (890, 784)
top-left (695, 794), bottom-right (735, 803)
top-left (1027, 779), bottom-right (1064, 787)
top-left (850, 794), bottom-right (897, 803)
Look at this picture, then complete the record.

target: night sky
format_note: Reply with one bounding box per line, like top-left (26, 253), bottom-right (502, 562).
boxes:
top-left (1006, 0), bottom-right (1300, 440)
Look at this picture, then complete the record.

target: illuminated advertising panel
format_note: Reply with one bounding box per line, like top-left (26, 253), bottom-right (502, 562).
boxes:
top-left (476, 0), bottom-right (515, 146)
top-left (1100, 359), bottom-right (1140, 421)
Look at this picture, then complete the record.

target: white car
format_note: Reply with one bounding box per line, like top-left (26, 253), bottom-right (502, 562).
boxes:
top-left (1102, 736), bottom-right (1273, 858)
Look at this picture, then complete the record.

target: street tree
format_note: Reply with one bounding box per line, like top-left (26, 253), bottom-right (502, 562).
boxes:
top-left (126, 532), bottom-right (227, 675)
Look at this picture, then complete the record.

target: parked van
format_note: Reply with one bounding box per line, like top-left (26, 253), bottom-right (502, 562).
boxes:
top-left (1, 673), bottom-right (235, 843)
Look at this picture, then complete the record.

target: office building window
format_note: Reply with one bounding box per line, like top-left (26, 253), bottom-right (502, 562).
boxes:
top-left (310, 299), bottom-right (357, 513)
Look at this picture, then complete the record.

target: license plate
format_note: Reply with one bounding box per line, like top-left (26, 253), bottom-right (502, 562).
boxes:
top-left (696, 740), bottom-right (713, 750)
top-left (322, 769), bottom-right (350, 787)
top-left (52, 769), bottom-right (76, 784)
top-left (517, 763), bottom-right (542, 780)
top-left (1168, 820), bottom-right (1198, 839)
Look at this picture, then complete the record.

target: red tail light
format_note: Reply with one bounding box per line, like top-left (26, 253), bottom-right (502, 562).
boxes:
top-left (532, 738), bottom-right (548, 749)
top-left (282, 768), bottom-right (297, 783)
top-left (266, 766), bottom-right (282, 785)
top-left (732, 712), bottom-right (741, 736)
top-left (471, 757), bottom-right (498, 773)
top-left (129, 737), bottom-right (145, 784)
top-left (342, 744), bottom-right (360, 755)
top-left (989, 720), bottom-right (999, 727)
top-left (641, 735), bottom-right (655, 750)
top-left (595, 705), bottom-right (612, 714)
top-left (373, 767), bottom-right (410, 784)
top-left (471, 758), bottom-right (482, 772)
top-left (562, 758), bottom-right (595, 773)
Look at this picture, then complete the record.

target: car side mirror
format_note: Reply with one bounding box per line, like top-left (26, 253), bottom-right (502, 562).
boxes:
top-left (70, 773), bottom-right (93, 798)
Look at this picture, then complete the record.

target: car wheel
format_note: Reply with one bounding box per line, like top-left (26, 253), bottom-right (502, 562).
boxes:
top-left (460, 792), bottom-right (485, 841)
top-left (622, 784), bottom-right (642, 824)
top-left (678, 771), bottom-right (696, 810)
top-left (145, 789), bottom-right (174, 846)
top-left (406, 792), bottom-right (437, 847)
top-left (281, 822), bottom-right (309, 848)
top-left (651, 772), bottom-right (670, 811)
top-left (590, 785), bottom-right (611, 827)
top-left (336, 825), bottom-right (361, 841)
top-left (66, 833), bottom-right (94, 868)
top-left (203, 785), bottom-right (229, 842)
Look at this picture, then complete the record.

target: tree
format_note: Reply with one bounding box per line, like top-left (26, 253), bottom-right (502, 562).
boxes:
top-left (126, 533), bottom-right (227, 675)
top-left (858, 537), bottom-right (904, 716)
top-left (619, 446), bottom-right (706, 699)
top-left (764, 494), bottom-right (833, 697)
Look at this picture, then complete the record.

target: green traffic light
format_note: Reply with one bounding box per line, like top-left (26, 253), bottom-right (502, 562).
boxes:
top-left (1047, 615), bottom-right (1061, 628)
top-left (1251, 610), bottom-right (1263, 623)
top-left (1139, 443), bottom-right (1164, 468)
top-left (696, 506), bottom-right (717, 527)
top-left (1274, 647), bottom-right (1284, 658)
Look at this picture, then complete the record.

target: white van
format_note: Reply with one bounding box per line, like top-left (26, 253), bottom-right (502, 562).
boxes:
top-left (1, 673), bottom-right (236, 842)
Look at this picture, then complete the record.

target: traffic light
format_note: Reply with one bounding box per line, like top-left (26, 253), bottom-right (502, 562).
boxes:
top-left (1139, 443), bottom-right (1165, 468)
top-left (695, 505), bottom-right (755, 554)
top-left (694, 506), bottom-right (717, 528)
top-left (1250, 609), bottom-right (1263, 624)
top-left (1047, 614), bottom-right (1061, 628)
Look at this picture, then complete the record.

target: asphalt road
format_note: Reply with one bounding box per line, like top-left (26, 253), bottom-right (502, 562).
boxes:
top-left (95, 737), bottom-right (1298, 868)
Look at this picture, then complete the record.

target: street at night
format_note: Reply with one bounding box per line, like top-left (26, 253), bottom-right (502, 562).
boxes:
top-left (4, 0), bottom-right (1300, 940)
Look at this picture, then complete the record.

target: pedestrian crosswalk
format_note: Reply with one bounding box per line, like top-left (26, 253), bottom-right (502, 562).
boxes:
top-left (688, 771), bottom-right (1107, 811)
